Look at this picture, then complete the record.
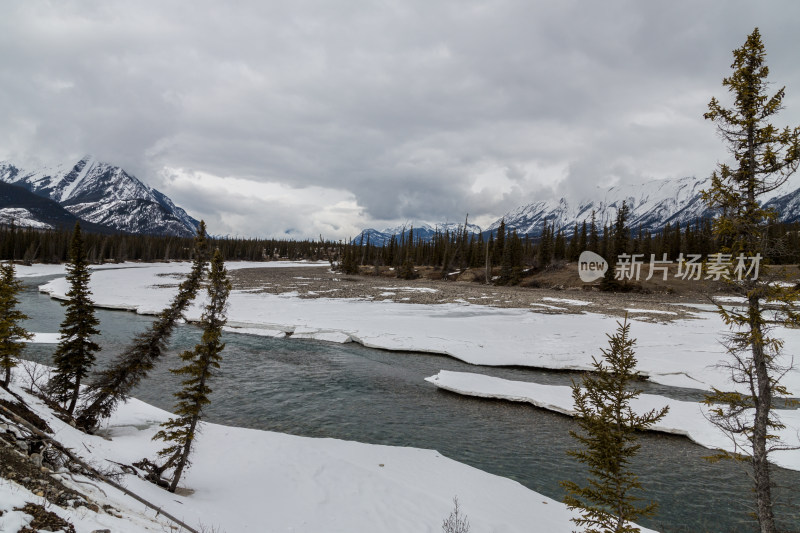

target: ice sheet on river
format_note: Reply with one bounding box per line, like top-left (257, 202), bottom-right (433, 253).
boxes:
top-left (426, 370), bottom-right (800, 472)
top-left (37, 263), bottom-right (800, 394)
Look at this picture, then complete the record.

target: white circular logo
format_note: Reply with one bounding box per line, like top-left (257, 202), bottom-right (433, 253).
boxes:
top-left (578, 251), bottom-right (608, 282)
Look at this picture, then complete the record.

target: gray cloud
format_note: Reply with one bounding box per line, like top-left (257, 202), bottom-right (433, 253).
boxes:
top-left (1, 0), bottom-right (799, 238)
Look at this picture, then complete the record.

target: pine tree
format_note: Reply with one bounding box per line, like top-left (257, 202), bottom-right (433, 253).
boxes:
top-left (562, 318), bottom-right (668, 533)
top-left (579, 220), bottom-right (588, 255)
top-left (77, 221), bottom-right (210, 429)
top-left (0, 262), bottom-right (32, 388)
top-left (567, 223), bottom-right (580, 261)
top-left (601, 202), bottom-right (629, 291)
top-left (537, 221), bottom-right (553, 267)
top-left (493, 219), bottom-right (506, 265)
top-left (588, 211), bottom-right (599, 253)
top-left (701, 28), bottom-right (800, 533)
top-left (151, 249), bottom-right (230, 492)
top-left (48, 222), bottom-right (101, 415)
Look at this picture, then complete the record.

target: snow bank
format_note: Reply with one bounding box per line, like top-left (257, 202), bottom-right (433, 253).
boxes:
top-left (541, 297), bottom-right (592, 306)
top-left (425, 370), bottom-right (800, 472)
top-left (22, 332), bottom-right (60, 343)
top-left (0, 368), bottom-right (632, 533)
top-left (36, 263), bottom-right (800, 394)
top-left (14, 260), bottom-right (328, 279)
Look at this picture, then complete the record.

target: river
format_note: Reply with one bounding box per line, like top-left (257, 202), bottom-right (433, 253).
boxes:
top-left (16, 275), bottom-right (800, 532)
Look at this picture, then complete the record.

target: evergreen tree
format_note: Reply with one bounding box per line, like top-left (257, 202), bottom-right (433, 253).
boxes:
top-left (152, 249), bottom-right (231, 493)
top-left (493, 219), bottom-right (506, 265)
top-left (562, 318), bottom-right (668, 533)
top-left (579, 220), bottom-right (588, 255)
top-left (77, 222), bottom-right (210, 429)
top-left (498, 230), bottom-right (524, 285)
top-left (0, 262), bottom-right (32, 388)
top-left (601, 202), bottom-right (630, 291)
top-left (701, 28), bottom-right (800, 533)
top-left (588, 212), bottom-right (599, 253)
top-left (554, 228), bottom-right (566, 261)
top-left (48, 222), bottom-right (100, 415)
top-left (567, 223), bottom-right (580, 261)
top-left (537, 222), bottom-right (553, 267)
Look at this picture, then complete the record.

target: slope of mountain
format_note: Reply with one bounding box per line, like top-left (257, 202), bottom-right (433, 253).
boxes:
top-left (0, 181), bottom-right (115, 233)
top-left (764, 184), bottom-right (800, 223)
top-left (358, 175), bottom-right (800, 244)
top-left (0, 156), bottom-right (198, 236)
top-left (487, 176), bottom-right (713, 238)
top-left (355, 222), bottom-right (483, 246)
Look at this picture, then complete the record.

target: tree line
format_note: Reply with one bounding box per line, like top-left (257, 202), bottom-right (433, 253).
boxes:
top-left (3, 211), bottom-right (800, 281)
top-left (340, 216), bottom-right (800, 281)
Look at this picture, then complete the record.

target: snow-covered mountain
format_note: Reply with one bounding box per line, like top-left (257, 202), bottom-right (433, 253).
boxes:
top-left (0, 156), bottom-right (198, 236)
top-left (487, 176), bottom-right (713, 237)
top-left (764, 184), bottom-right (800, 223)
top-left (355, 221), bottom-right (483, 246)
top-left (358, 175), bottom-right (800, 244)
top-left (0, 181), bottom-right (115, 233)
top-left (490, 175), bottom-right (800, 237)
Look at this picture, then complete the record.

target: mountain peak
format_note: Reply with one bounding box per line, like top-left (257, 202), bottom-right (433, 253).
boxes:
top-left (0, 157), bottom-right (198, 236)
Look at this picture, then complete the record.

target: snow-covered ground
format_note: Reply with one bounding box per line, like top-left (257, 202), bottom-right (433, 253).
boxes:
top-left (426, 371), bottom-right (800, 471)
top-left (0, 367), bottom-right (621, 533)
top-left (37, 262), bottom-right (800, 395)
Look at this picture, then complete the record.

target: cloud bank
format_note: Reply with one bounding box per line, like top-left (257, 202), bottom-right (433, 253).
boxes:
top-left (1, 0), bottom-right (799, 238)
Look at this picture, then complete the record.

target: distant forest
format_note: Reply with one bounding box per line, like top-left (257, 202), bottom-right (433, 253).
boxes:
top-left (1, 217), bottom-right (799, 278)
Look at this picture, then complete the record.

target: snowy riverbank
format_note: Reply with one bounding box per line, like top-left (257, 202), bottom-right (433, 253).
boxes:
top-left (1, 366), bottom-right (626, 532)
top-left (426, 370), bottom-right (800, 472)
top-left (34, 262), bottom-right (800, 394)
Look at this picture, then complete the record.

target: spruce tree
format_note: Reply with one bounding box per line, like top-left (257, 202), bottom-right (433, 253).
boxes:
top-left (0, 261), bottom-right (32, 388)
top-left (77, 222), bottom-right (209, 429)
top-left (588, 211), bottom-right (599, 253)
top-left (152, 249), bottom-right (231, 492)
top-left (562, 318), bottom-right (668, 533)
top-left (48, 222), bottom-right (101, 415)
top-left (601, 202), bottom-right (630, 291)
top-left (493, 219), bottom-right (506, 265)
top-left (702, 28), bottom-right (800, 533)
top-left (579, 220), bottom-right (588, 255)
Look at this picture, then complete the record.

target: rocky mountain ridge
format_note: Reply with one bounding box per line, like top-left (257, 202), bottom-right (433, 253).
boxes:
top-left (0, 156), bottom-right (197, 236)
top-left (359, 175), bottom-right (800, 243)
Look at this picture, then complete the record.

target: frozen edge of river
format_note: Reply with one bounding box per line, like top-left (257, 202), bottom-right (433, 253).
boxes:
top-left (426, 370), bottom-right (800, 472)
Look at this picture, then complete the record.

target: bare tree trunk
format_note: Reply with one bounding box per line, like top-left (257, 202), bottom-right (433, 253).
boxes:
top-left (750, 296), bottom-right (776, 533)
top-left (67, 375), bottom-right (80, 415)
top-left (168, 413), bottom-right (199, 493)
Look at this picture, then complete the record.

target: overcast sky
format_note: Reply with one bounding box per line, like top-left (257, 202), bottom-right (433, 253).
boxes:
top-left (2, 1), bottom-right (799, 239)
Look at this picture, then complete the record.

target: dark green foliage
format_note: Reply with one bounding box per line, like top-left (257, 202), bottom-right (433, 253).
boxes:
top-left (537, 221), bottom-right (553, 266)
top-left (492, 219), bottom-right (506, 265)
top-left (588, 211), bottom-right (599, 253)
top-left (338, 244), bottom-right (360, 275)
top-left (497, 230), bottom-right (524, 285)
top-left (152, 249), bottom-right (231, 492)
top-left (0, 261), bottom-right (32, 388)
top-left (76, 222), bottom-right (210, 429)
top-left (397, 257), bottom-right (418, 280)
top-left (600, 202), bottom-right (630, 291)
top-left (701, 28), bottom-right (800, 533)
top-left (48, 222), bottom-right (100, 415)
top-left (562, 318), bottom-right (668, 533)
top-left (567, 223), bottom-right (580, 261)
